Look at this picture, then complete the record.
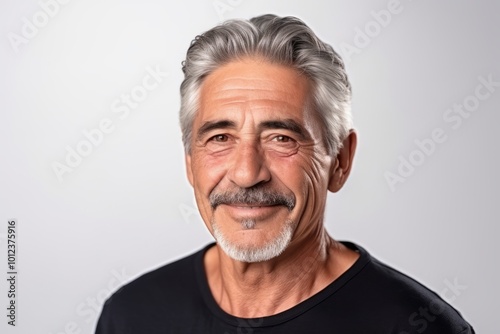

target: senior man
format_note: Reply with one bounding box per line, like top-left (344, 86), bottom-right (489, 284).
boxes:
top-left (95, 14), bottom-right (474, 333)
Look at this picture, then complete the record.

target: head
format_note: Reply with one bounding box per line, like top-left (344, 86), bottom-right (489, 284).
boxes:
top-left (180, 14), bottom-right (356, 262)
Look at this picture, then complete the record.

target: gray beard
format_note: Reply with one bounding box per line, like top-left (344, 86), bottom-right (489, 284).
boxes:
top-left (211, 217), bottom-right (296, 263)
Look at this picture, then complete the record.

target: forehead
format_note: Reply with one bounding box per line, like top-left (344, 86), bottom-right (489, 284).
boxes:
top-left (197, 58), bottom-right (312, 122)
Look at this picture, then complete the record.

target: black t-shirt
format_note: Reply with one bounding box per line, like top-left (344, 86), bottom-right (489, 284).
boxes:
top-left (95, 242), bottom-right (474, 333)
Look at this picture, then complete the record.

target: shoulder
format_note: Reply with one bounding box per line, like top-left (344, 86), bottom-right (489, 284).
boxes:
top-left (340, 242), bottom-right (475, 333)
top-left (95, 244), bottom-right (213, 333)
top-left (110, 248), bottom-right (200, 303)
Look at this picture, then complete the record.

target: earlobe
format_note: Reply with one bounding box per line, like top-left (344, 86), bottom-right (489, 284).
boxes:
top-left (328, 130), bottom-right (357, 193)
top-left (328, 159), bottom-right (342, 192)
top-left (185, 154), bottom-right (194, 187)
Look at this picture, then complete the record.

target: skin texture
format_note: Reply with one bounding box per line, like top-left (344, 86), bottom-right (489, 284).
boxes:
top-left (185, 57), bottom-right (359, 318)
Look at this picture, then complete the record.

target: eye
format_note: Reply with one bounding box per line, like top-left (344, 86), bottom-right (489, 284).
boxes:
top-left (209, 134), bottom-right (229, 142)
top-left (265, 133), bottom-right (299, 155)
top-left (273, 135), bottom-right (293, 142)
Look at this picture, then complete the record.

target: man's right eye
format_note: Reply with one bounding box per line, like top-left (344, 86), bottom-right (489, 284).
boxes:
top-left (209, 134), bottom-right (228, 142)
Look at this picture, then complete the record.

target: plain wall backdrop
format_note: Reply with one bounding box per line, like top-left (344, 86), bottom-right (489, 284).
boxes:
top-left (1, 0), bottom-right (498, 333)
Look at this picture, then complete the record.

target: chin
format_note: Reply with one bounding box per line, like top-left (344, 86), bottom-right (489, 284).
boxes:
top-left (211, 217), bottom-right (296, 263)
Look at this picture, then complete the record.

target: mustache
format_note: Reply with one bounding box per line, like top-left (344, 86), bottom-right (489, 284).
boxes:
top-left (209, 186), bottom-right (295, 211)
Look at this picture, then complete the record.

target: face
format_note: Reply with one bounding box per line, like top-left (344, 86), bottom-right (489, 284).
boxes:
top-left (185, 58), bottom-right (336, 262)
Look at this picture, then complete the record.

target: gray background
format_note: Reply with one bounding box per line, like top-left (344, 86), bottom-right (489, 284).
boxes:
top-left (1, 0), bottom-right (498, 333)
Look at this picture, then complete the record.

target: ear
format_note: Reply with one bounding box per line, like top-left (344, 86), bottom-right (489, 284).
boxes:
top-left (185, 153), bottom-right (194, 187)
top-left (328, 129), bottom-right (357, 193)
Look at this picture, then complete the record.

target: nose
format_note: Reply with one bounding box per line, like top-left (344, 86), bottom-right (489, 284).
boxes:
top-left (227, 140), bottom-right (271, 188)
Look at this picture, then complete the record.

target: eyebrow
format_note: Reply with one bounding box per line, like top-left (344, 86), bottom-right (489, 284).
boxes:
top-left (196, 120), bottom-right (236, 140)
top-left (196, 118), bottom-right (311, 141)
top-left (259, 119), bottom-right (311, 140)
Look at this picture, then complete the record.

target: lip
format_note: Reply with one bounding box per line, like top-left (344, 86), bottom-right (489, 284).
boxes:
top-left (219, 204), bottom-right (283, 219)
top-left (231, 204), bottom-right (272, 208)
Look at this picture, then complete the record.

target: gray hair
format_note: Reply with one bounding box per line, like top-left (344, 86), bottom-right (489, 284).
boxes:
top-left (179, 14), bottom-right (352, 155)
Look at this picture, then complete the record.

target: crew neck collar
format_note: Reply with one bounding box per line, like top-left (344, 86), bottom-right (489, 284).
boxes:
top-left (194, 241), bottom-right (371, 328)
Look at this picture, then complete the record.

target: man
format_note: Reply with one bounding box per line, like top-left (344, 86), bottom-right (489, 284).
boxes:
top-left (95, 14), bottom-right (474, 333)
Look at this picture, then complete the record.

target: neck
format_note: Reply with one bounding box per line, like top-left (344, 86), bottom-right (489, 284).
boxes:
top-left (203, 228), bottom-right (359, 318)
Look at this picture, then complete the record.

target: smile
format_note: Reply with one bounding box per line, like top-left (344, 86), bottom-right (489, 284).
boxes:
top-left (233, 204), bottom-right (274, 208)
top-left (220, 203), bottom-right (285, 219)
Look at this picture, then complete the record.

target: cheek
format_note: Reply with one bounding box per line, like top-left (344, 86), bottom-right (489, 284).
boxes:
top-left (190, 155), bottom-right (227, 224)
top-left (191, 153), bottom-right (227, 193)
top-left (267, 158), bottom-right (312, 206)
top-left (268, 150), bottom-right (330, 190)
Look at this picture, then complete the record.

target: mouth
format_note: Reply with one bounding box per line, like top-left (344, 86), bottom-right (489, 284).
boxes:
top-left (220, 203), bottom-right (285, 220)
top-left (230, 204), bottom-right (276, 209)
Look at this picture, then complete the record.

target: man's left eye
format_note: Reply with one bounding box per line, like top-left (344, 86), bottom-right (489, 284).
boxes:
top-left (273, 135), bottom-right (293, 142)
